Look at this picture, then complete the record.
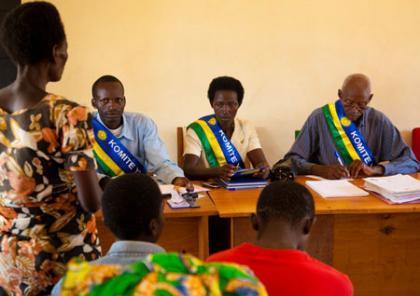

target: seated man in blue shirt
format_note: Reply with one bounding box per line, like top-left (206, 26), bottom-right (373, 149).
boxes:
top-left (90, 75), bottom-right (192, 189)
top-left (51, 173), bottom-right (166, 295)
top-left (284, 73), bottom-right (419, 179)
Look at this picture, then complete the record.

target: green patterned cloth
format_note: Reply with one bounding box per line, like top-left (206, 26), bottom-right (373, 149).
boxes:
top-left (60, 253), bottom-right (268, 296)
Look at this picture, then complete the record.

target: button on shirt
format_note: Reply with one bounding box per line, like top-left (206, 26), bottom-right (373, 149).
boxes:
top-left (285, 106), bottom-right (419, 175)
top-left (94, 112), bottom-right (184, 184)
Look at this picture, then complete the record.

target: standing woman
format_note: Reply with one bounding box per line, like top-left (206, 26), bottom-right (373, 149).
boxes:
top-left (0, 2), bottom-right (101, 294)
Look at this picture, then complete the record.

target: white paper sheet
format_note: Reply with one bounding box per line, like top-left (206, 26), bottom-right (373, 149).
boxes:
top-left (305, 179), bottom-right (368, 198)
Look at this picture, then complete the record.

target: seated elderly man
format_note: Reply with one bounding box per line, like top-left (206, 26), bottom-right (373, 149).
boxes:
top-left (284, 73), bottom-right (419, 179)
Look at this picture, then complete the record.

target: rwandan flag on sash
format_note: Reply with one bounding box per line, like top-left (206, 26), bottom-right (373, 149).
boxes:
top-left (322, 99), bottom-right (375, 166)
top-left (92, 117), bottom-right (145, 176)
top-left (188, 115), bottom-right (244, 168)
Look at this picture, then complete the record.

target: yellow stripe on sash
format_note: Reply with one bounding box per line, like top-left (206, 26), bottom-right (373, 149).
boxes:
top-left (93, 141), bottom-right (124, 176)
top-left (328, 103), bottom-right (361, 161)
top-left (196, 120), bottom-right (227, 166)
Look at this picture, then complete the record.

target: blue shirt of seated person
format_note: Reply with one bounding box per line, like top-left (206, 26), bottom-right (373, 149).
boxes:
top-left (52, 173), bottom-right (165, 296)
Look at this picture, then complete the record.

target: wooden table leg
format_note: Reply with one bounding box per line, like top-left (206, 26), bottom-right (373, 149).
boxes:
top-left (198, 216), bottom-right (209, 259)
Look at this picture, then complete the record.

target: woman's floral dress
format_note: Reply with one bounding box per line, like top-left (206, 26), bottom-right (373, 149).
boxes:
top-left (0, 94), bottom-right (101, 295)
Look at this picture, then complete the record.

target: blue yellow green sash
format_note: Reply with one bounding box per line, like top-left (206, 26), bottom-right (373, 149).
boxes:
top-left (92, 117), bottom-right (145, 176)
top-left (322, 100), bottom-right (375, 166)
top-left (187, 115), bottom-right (244, 168)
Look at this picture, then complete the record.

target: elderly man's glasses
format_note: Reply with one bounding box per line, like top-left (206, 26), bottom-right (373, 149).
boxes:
top-left (341, 98), bottom-right (369, 110)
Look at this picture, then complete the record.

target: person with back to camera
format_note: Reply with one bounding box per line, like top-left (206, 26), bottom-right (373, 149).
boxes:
top-left (0, 2), bottom-right (102, 294)
top-left (51, 173), bottom-right (166, 295)
top-left (207, 181), bottom-right (354, 295)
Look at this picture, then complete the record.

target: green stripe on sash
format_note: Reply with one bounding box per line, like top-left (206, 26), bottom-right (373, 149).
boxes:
top-left (93, 150), bottom-right (117, 177)
top-left (322, 105), bottom-right (353, 165)
top-left (189, 122), bottom-right (220, 167)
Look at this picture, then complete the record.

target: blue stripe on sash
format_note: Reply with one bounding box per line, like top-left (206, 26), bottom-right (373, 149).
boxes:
top-left (335, 100), bottom-right (375, 166)
top-left (200, 115), bottom-right (244, 167)
top-left (92, 117), bottom-right (146, 174)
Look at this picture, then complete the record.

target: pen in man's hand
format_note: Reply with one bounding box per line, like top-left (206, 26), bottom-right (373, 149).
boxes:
top-left (335, 151), bottom-right (350, 177)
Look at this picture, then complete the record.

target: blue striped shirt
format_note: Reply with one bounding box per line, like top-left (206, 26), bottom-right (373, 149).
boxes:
top-left (94, 112), bottom-right (184, 183)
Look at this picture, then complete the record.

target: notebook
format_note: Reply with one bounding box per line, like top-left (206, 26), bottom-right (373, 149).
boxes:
top-left (217, 178), bottom-right (268, 190)
top-left (305, 179), bottom-right (369, 198)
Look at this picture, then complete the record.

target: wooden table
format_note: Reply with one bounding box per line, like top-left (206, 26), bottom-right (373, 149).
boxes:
top-left (95, 193), bottom-right (217, 260)
top-left (208, 174), bottom-right (420, 296)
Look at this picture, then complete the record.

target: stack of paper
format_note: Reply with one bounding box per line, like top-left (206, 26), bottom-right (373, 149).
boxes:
top-left (364, 174), bottom-right (420, 204)
top-left (305, 179), bottom-right (369, 198)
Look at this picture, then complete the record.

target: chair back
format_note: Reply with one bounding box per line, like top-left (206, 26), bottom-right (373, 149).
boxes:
top-left (177, 127), bottom-right (185, 166)
top-left (412, 128), bottom-right (420, 161)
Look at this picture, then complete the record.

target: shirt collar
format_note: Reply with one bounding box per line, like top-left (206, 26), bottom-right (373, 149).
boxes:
top-left (336, 98), bottom-right (370, 128)
top-left (94, 112), bottom-right (135, 140)
top-left (355, 107), bottom-right (370, 128)
top-left (107, 240), bottom-right (165, 256)
top-left (231, 117), bottom-right (244, 143)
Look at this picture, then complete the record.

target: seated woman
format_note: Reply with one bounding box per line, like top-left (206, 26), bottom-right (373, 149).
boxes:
top-left (183, 76), bottom-right (270, 180)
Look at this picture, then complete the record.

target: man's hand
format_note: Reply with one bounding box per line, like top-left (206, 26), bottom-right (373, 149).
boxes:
top-left (348, 160), bottom-right (384, 178)
top-left (311, 164), bottom-right (349, 179)
top-left (216, 164), bottom-right (238, 180)
top-left (172, 177), bottom-right (194, 192)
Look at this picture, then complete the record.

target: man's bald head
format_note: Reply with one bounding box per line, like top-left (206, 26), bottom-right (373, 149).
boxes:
top-left (338, 73), bottom-right (373, 121)
top-left (341, 73), bottom-right (371, 94)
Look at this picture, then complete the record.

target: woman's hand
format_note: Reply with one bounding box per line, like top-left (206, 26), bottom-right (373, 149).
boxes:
top-left (73, 170), bottom-right (102, 213)
top-left (217, 164), bottom-right (238, 180)
top-left (247, 149), bottom-right (270, 179)
top-left (253, 165), bottom-right (270, 179)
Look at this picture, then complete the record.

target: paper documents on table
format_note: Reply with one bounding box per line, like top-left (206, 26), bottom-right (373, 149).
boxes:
top-left (159, 184), bottom-right (209, 196)
top-left (159, 184), bottom-right (208, 208)
top-left (304, 175), bottom-right (327, 181)
top-left (305, 179), bottom-right (368, 198)
top-left (363, 174), bottom-right (420, 204)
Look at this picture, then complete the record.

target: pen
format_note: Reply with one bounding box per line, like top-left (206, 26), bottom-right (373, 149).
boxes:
top-left (335, 151), bottom-right (350, 177)
top-left (334, 151), bottom-right (344, 166)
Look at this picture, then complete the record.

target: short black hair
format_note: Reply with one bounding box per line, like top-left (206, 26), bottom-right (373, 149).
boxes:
top-left (207, 76), bottom-right (244, 106)
top-left (92, 75), bottom-right (125, 98)
top-left (0, 1), bottom-right (66, 66)
top-left (102, 173), bottom-right (163, 240)
top-left (257, 181), bottom-right (315, 226)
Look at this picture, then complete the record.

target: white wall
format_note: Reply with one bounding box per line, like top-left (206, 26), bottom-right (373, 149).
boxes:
top-left (36, 0), bottom-right (420, 164)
